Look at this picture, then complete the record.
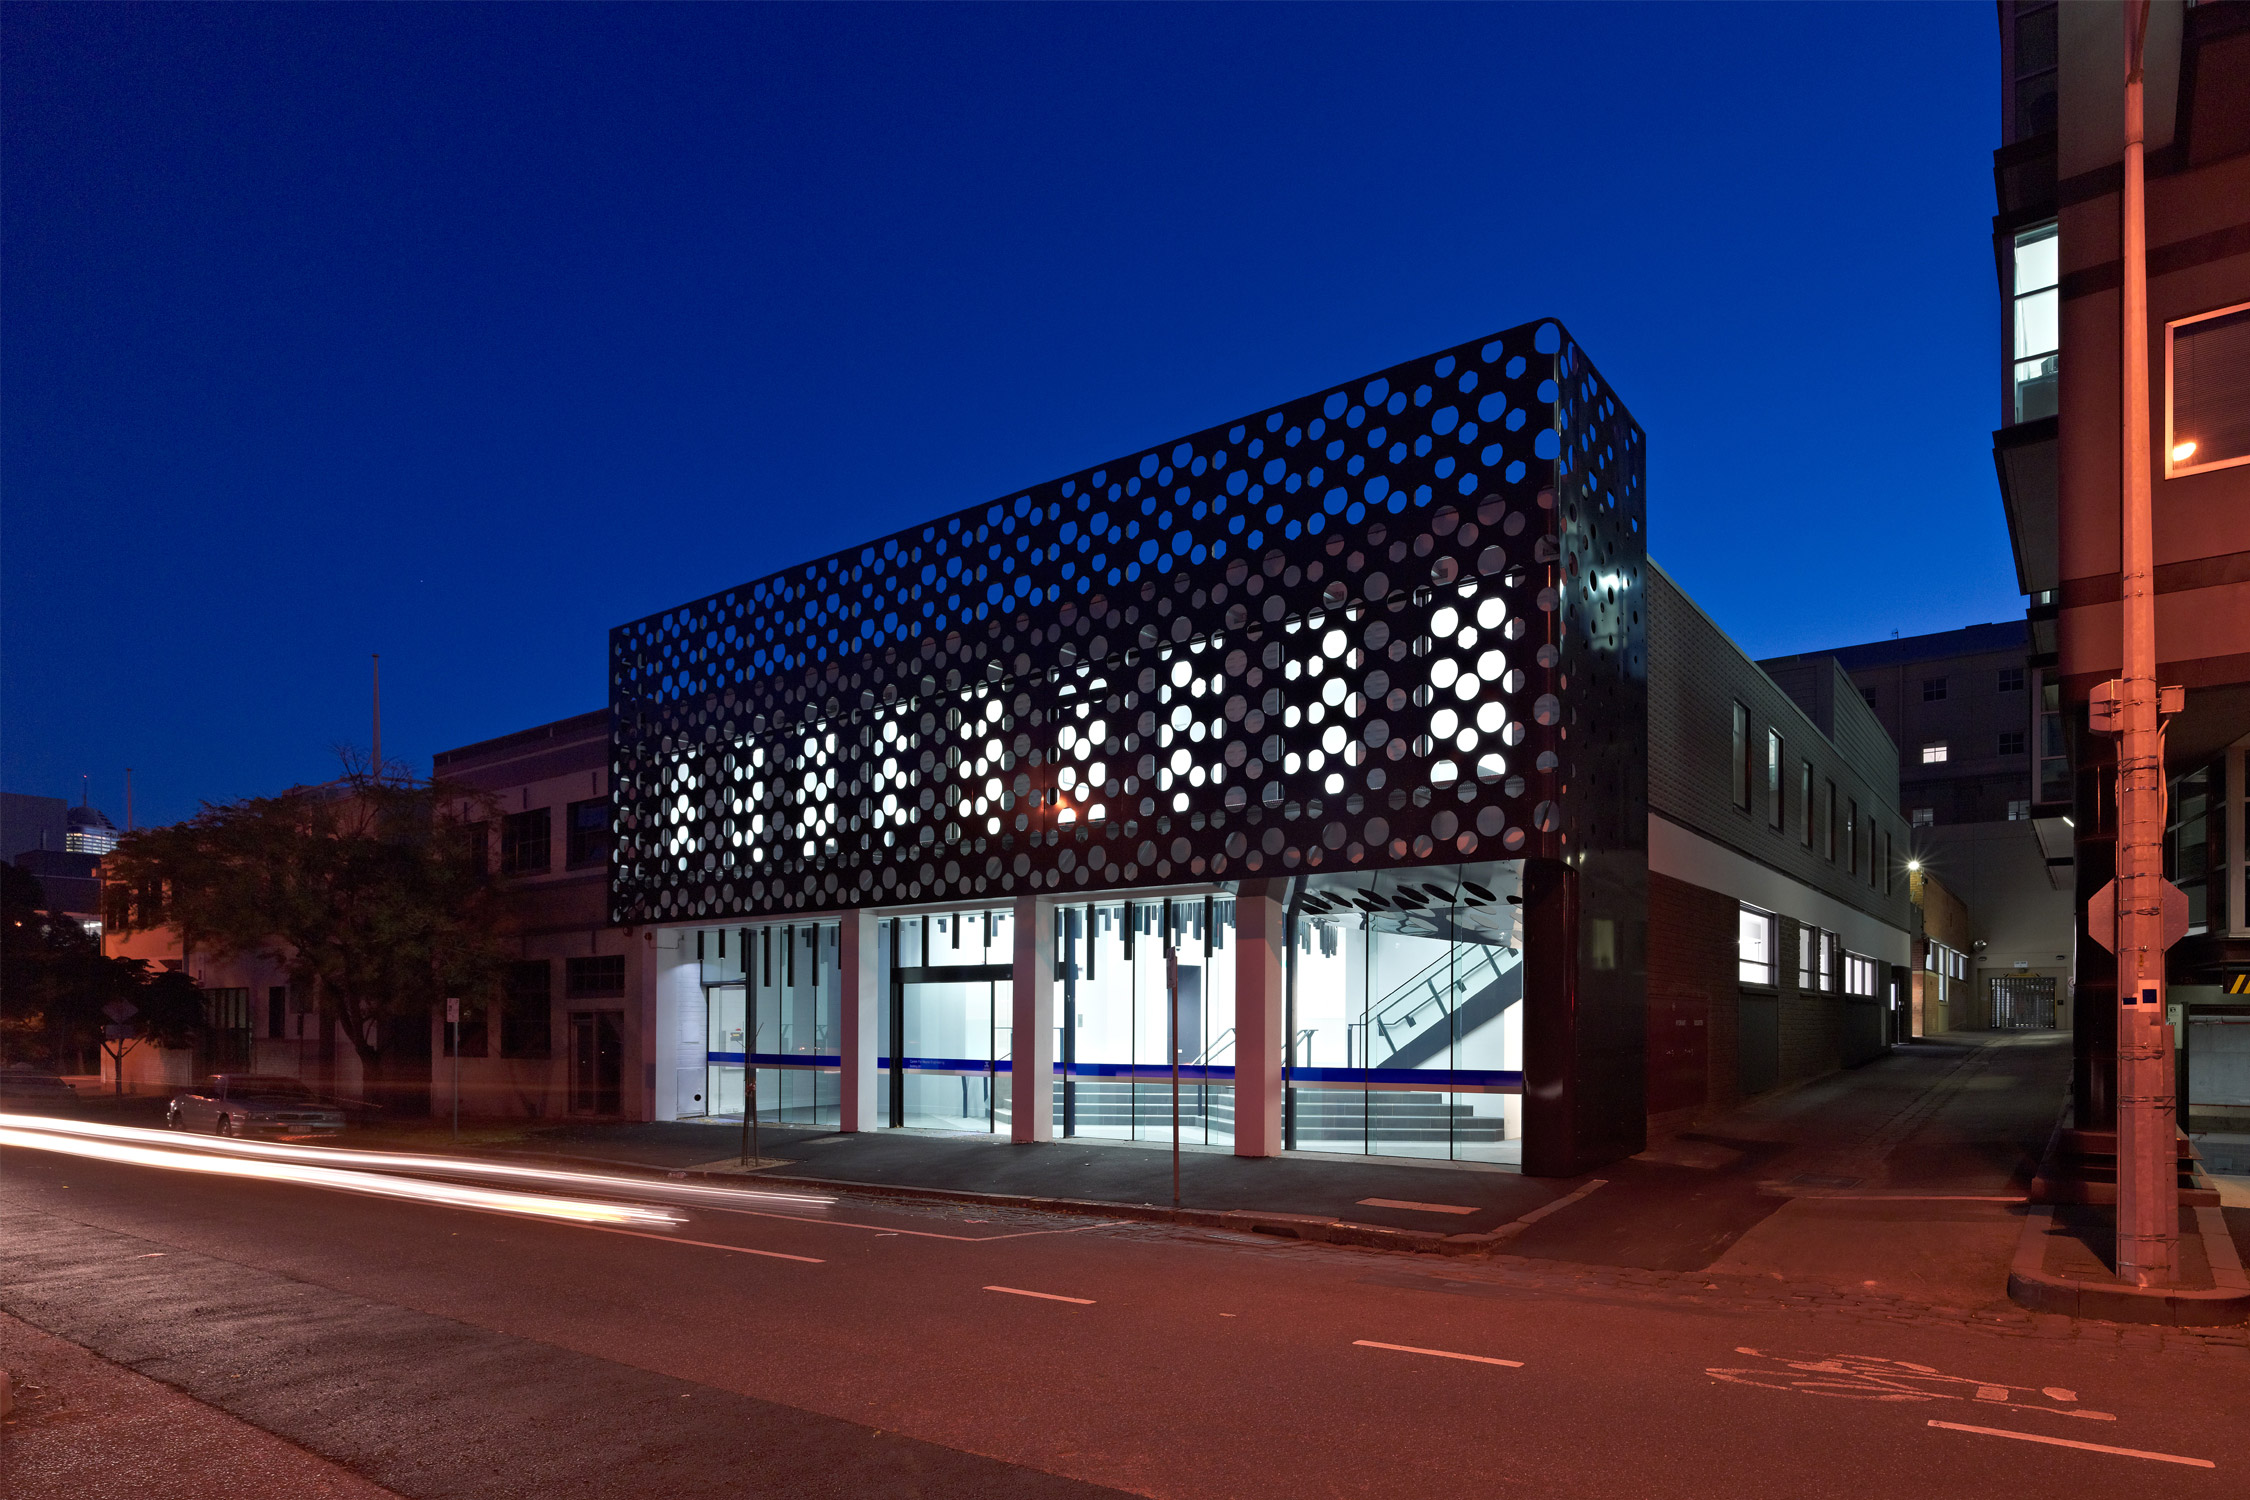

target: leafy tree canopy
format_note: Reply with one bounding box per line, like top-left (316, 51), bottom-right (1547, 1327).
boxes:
top-left (105, 761), bottom-right (510, 1077)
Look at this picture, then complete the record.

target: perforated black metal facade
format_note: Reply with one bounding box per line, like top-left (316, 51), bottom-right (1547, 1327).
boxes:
top-left (610, 319), bottom-right (1645, 924)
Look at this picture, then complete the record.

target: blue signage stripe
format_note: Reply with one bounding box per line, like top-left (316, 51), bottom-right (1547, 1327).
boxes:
top-left (705, 1053), bottom-right (843, 1068)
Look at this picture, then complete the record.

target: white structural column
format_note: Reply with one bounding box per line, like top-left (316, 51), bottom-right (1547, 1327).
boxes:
top-left (1010, 894), bottom-right (1055, 1143)
top-left (1233, 882), bottom-right (1286, 1157)
top-left (838, 908), bottom-right (880, 1132)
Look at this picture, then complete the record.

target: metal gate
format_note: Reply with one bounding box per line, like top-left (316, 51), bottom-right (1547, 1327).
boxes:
top-left (1989, 976), bottom-right (2057, 1030)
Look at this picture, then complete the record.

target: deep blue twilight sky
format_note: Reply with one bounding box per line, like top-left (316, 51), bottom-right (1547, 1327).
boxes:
top-left (3, 3), bottom-right (2014, 830)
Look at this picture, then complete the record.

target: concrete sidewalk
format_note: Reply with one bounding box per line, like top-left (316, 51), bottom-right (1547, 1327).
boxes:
top-left (463, 1031), bottom-right (2085, 1290)
top-left (65, 1031), bottom-right (2144, 1300)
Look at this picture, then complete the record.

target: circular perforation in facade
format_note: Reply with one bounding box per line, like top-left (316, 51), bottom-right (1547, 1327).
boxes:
top-left (612, 319), bottom-right (1645, 923)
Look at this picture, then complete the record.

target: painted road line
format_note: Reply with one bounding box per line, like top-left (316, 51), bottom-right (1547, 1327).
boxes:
top-left (1357, 1198), bottom-right (1479, 1215)
top-left (580, 1224), bottom-right (825, 1263)
top-left (1927, 1422), bottom-right (2214, 1468)
top-left (984, 1285), bottom-right (1095, 1304)
top-left (1353, 1340), bottom-right (1523, 1368)
top-left (703, 1203), bottom-right (1131, 1242)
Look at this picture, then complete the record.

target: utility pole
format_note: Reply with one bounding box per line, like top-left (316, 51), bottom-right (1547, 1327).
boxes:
top-left (2112, 0), bottom-right (2176, 1288)
top-left (125, 769), bottom-right (133, 832)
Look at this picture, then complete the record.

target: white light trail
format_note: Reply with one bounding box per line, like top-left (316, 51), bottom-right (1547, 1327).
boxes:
top-left (0, 1122), bottom-right (686, 1229)
top-left (0, 1113), bottom-right (834, 1213)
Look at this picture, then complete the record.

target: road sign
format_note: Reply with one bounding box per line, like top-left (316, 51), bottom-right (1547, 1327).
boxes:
top-left (2085, 877), bottom-right (2190, 954)
top-left (103, 1024), bottom-right (134, 1040)
top-left (103, 1000), bottom-right (138, 1023)
top-left (445, 996), bottom-right (460, 1024)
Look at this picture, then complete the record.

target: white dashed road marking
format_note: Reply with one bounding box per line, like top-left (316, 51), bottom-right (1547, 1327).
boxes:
top-left (1353, 1340), bottom-right (1523, 1368)
top-left (984, 1285), bottom-right (1095, 1304)
top-left (1927, 1421), bottom-right (2214, 1468)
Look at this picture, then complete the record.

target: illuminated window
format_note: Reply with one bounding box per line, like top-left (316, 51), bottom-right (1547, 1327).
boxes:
top-left (1739, 906), bottom-right (1775, 986)
top-left (2007, 798), bottom-right (2031, 821)
top-left (2166, 303), bottom-right (2250, 476)
top-left (1912, 806), bottom-right (1934, 827)
top-left (1797, 923), bottom-right (1818, 988)
top-left (2011, 223), bottom-right (2059, 423)
top-left (1921, 743), bottom-right (1949, 765)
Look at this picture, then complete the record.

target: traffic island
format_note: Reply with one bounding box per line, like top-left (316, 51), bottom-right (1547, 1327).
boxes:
top-left (2007, 1201), bottom-right (2250, 1325)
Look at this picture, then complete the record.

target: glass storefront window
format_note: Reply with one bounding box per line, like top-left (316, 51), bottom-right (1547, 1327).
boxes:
top-left (1287, 863), bottom-right (1526, 1164)
top-left (1059, 897), bottom-right (1237, 1148)
top-left (878, 908), bottom-right (1016, 1133)
top-left (699, 920), bottom-right (842, 1128)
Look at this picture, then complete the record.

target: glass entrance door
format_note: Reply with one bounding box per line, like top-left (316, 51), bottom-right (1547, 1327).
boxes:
top-left (891, 964), bottom-right (1012, 1131)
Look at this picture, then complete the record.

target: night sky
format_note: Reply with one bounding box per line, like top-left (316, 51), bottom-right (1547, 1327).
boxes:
top-left (3, 3), bottom-right (2009, 830)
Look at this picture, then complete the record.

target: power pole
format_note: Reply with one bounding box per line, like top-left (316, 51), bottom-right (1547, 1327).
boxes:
top-left (2112, 0), bottom-right (2176, 1288)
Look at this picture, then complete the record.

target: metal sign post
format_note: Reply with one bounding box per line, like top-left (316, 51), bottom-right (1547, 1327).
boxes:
top-left (452, 998), bottom-right (463, 1138)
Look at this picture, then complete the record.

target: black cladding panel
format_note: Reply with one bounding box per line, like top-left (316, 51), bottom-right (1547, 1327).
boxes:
top-left (612, 319), bottom-right (1645, 924)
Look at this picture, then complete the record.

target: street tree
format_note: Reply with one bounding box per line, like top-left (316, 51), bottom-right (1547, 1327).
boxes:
top-left (105, 761), bottom-right (510, 1094)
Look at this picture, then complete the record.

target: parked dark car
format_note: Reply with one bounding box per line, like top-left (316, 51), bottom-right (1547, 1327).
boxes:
top-left (0, 1063), bottom-right (80, 1111)
top-left (167, 1074), bottom-right (346, 1138)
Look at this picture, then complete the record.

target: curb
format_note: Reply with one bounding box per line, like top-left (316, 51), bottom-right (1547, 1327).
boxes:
top-left (2007, 1203), bottom-right (2250, 1326)
top-left (487, 1144), bottom-right (1573, 1258)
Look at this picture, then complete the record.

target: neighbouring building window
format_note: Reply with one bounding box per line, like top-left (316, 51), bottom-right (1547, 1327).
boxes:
top-left (2011, 222), bottom-right (2059, 422)
top-left (2007, 798), bottom-right (2031, 821)
top-left (1861, 685), bottom-right (1877, 708)
top-left (501, 961), bottom-right (552, 1059)
top-left (1821, 931), bottom-right (1839, 993)
top-left (1767, 729), bottom-right (1784, 831)
top-left (1922, 677), bottom-right (1948, 702)
top-left (566, 798), bottom-right (611, 869)
top-left (2166, 303), bottom-right (2250, 476)
top-left (1798, 924), bottom-right (1819, 988)
top-left (501, 807), bottom-right (551, 876)
top-left (2037, 675), bottom-right (2069, 803)
top-left (1801, 761), bottom-right (1815, 847)
top-left (1921, 743), bottom-right (1949, 765)
top-left (1999, 730), bottom-right (2026, 756)
top-left (1847, 798), bottom-right (1860, 875)
top-left (1844, 953), bottom-right (1878, 998)
top-left (1913, 807), bottom-right (1935, 827)
top-left (566, 954), bottom-right (627, 999)
top-left (1997, 665), bottom-right (2025, 692)
top-left (1882, 832), bottom-right (1893, 894)
top-left (1731, 702), bottom-right (1751, 812)
top-left (2010, 1), bottom-right (2058, 139)
top-left (1825, 779), bottom-right (1839, 860)
top-left (1739, 906), bottom-right (1775, 986)
top-left (460, 820), bottom-right (491, 876)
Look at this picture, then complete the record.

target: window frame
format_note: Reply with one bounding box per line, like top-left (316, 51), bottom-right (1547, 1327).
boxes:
top-left (565, 954), bottom-right (627, 1000)
top-left (1766, 729), bottom-right (1784, 831)
top-left (1997, 665), bottom-right (2026, 693)
top-left (1731, 702), bottom-right (1751, 813)
top-left (500, 807), bottom-right (552, 877)
top-left (1797, 922), bottom-right (1818, 989)
top-left (2165, 300), bottom-right (2250, 478)
top-left (1922, 677), bottom-right (1948, 702)
top-left (1800, 761), bottom-right (1815, 848)
top-left (1824, 778), bottom-right (1838, 861)
top-left (2009, 220), bottom-right (2060, 424)
top-left (1921, 742), bottom-right (1949, 765)
top-left (565, 797), bottom-right (611, 870)
top-left (1737, 905), bottom-right (1776, 988)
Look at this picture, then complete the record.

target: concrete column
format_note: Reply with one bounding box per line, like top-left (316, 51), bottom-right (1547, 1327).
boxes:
top-left (1233, 882), bottom-right (1286, 1156)
top-left (636, 930), bottom-right (668, 1123)
top-left (838, 908), bottom-right (879, 1132)
top-left (1010, 894), bottom-right (1054, 1143)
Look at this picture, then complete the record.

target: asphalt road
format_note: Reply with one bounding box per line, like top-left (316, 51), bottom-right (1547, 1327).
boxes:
top-left (3, 1138), bottom-right (2245, 1500)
